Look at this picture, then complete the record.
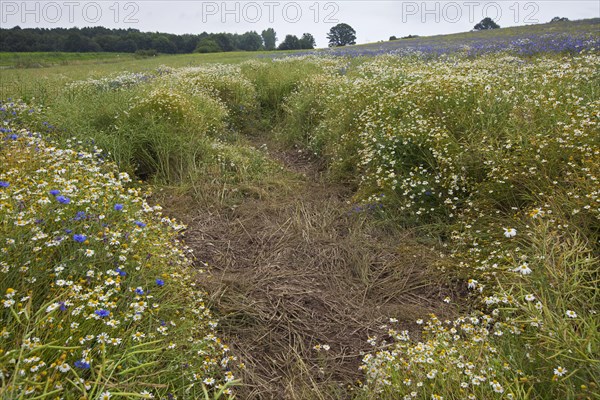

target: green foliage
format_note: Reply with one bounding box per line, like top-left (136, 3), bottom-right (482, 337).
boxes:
top-left (474, 17), bottom-right (501, 30)
top-left (277, 34), bottom-right (301, 50)
top-left (239, 31), bottom-right (263, 51)
top-left (134, 49), bottom-right (158, 58)
top-left (300, 33), bottom-right (317, 49)
top-left (212, 34), bottom-right (234, 52)
top-left (261, 28), bottom-right (277, 51)
top-left (1, 26), bottom-right (280, 54)
top-left (281, 71), bottom-right (367, 178)
top-left (327, 23), bottom-right (357, 47)
top-left (196, 38), bottom-right (222, 53)
top-left (164, 64), bottom-right (259, 130)
top-left (240, 56), bottom-right (344, 118)
top-left (28, 64), bottom-right (276, 198)
top-left (64, 32), bottom-right (102, 52)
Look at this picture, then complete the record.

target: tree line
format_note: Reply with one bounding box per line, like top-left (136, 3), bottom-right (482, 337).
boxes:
top-left (0, 26), bottom-right (317, 53)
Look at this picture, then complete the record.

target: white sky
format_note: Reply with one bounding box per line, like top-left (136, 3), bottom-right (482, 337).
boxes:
top-left (1, 1), bottom-right (599, 47)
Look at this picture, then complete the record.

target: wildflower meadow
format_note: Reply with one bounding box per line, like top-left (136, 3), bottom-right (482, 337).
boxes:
top-left (1, 19), bottom-right (598, 399)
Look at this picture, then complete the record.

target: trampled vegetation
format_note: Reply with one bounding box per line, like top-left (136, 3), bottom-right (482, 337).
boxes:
top-left (1, 20), bottom-right (599, 399)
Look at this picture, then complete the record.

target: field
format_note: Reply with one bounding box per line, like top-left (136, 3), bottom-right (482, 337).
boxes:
top-left (0, 52), bottom-right (135, 69)
top-left (1, 19), bottom-right (599, 399)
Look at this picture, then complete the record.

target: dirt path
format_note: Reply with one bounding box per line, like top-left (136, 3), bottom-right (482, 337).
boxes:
top-left (165, 140), bottom-right (456, 399)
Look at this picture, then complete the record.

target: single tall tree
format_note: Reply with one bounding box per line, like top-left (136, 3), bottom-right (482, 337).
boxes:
top-left (474, 17), bottom-right (500, 31)
top-left (327, 23), bottom-right (356, 47)
top-left (261, 28), bottom-right (277, 50)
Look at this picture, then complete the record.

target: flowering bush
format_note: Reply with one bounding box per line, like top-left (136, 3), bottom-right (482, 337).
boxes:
top-left (0, 102), bottom-right (236, 398)
top-left (240, 55), bottom-right (345, 116)
top-left (163, 65), bottom-right (259, 130)
top-left (67, 71), bottom-right (156, 95)
top-left (127, 87), bottom-right (227, 134)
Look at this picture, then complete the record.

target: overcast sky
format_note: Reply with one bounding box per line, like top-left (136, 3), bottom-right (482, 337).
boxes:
top-left (2, 1), bottom-right (599, 47)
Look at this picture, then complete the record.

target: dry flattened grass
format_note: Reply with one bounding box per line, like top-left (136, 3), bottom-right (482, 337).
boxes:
top-left (163, 144), bottom-right (458, 399)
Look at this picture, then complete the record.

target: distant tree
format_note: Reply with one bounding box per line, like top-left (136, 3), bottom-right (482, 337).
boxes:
top-left (195, 37), bottom-right (221, 53)
top-left (278, 34), bottom-right (301, 50)
top-left (114, 38), bottom-right (138, 53)
top-left (389, 36), bottom-right (398, 41)
top-left (125, 31), bottom-right (152, 51)
top-left (474, 17), bottom-right (500, 31)
top-left (151, 36), bottom-right (176, 53)
top-left (261, 28), bottom-right (277, 50)
top-left (94, 34), bottom-right (118, 51)
top-left (327, 23), bottom-right (356, 47)
top-left (0, 26), bottom-right (297, 53)
top-left (213, 33), bottom-right (234, 51)
top-left (239, 31), bottom-right (263, 51)
top-left (63, 32), bottom-right (101, 52)
top-left (299, 33), bottom-right (316, 49)
top-left (550, 16), bottom-right (570, 23)
top-left (180, 34), bottom-right (200, 53)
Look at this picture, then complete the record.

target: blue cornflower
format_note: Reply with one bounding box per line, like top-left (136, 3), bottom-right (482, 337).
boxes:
top-left (56, 195), bottom-right (70, 204)
top-left (65, 229), bottom-right (73, 234)
top-left (73, 234), bottom-right (87, 243)
top-left (74, 211), bottom-right (86, 221)
top-left (114, 203), bottom-right (124, 211)
top-left (155, 279), bottom-right (165, 287)
top-left (49, 189), bottom-right (60, 196)
top-left (134, 221), bottom-right (146, 228)
top-left (116, 268), bottom-right (127, 277)
top-left (74, 360), bottom-right (90, 369)
top-left (0, 181), bottom-right (9, 188)
top-left (135, 287), bottom-right (144, 295)
top-left (8, 134), bottom-right (17, 140)
top-left (95, 309), bottom-right (110, 318)
top-left (59, 302), bottom-right (67, 311)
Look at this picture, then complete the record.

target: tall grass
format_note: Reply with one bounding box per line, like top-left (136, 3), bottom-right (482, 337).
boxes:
top-left (21, 66), bottom-right (285, 208)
